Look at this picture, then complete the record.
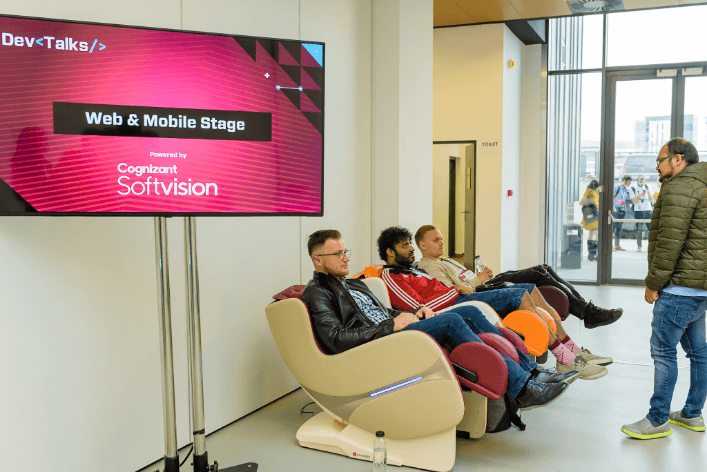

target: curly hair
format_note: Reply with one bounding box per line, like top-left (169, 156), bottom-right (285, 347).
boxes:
top-left (377, 226), bottom-right (412, 261)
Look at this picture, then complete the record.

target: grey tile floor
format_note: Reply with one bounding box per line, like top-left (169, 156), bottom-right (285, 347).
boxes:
top-left (141, 285), bottom-right (704, 472)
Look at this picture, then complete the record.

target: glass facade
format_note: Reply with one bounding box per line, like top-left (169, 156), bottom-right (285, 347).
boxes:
top-left (546, 5), bottom-right (707, 284)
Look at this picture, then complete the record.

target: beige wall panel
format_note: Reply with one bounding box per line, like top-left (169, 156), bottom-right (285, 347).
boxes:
top-left (434, 24), bottom-right (505, 271)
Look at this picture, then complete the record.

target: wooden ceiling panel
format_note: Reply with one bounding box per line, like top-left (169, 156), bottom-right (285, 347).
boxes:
top-left (508, 0), bottom-right (571, 19)
top-left (434, 0), bottom-right (703, 27)
top-left (454, 0), bottom-right (522, 23)
top-left (433, 0), bottom-right (475, 27)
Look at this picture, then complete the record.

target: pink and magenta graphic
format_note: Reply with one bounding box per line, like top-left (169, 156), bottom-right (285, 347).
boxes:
top-left (0, 16), bottom-right (323, 214)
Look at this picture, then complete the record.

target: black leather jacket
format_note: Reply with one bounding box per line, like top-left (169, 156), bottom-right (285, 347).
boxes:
top-left (301, 272), bottom-right (413, 354)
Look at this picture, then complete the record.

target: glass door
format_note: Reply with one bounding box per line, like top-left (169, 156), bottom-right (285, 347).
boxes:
top-left (604, 72), bottom-right (674, 284)
top-left (683, 75), bottom-right (707, 158)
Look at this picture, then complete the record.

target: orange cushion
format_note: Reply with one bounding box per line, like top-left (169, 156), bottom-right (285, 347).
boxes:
top-left (363, 265), bottom-right (384, 278)
top-left (502, 310), bottom-right (550, 356)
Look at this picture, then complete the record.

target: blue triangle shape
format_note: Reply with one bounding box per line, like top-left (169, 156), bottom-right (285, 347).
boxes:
top-left (302, 43), bottom-right (323, 67)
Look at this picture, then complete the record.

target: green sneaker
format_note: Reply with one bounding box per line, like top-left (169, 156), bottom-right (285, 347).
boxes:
top-left (576, 347), bottom-right (613, 366)
top-left (621, 417), bottom-right (672, 439)
top-left (669, 411), bottom-right (706, 432)
top-left (556, 356), bottom-right (607, 380)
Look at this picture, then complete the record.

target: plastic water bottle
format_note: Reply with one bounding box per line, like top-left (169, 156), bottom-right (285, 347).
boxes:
top-left (474, 255), bottom-right (485, 273)
top-left (373, 431), bottom-right (386, 471)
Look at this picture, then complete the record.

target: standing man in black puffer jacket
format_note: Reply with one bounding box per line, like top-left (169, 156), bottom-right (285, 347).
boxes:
top-left (622, 138), bottom-right (707, 440)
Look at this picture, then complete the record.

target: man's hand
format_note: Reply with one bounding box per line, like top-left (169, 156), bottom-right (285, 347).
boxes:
top-left (393, 312), bottom-right (419, 332)
top-left (455, 284), bottom-right (474, 295)
top-left (416, 306), bottom-right (438, 320)
top-left (645, 287), bottom-right (659, 304)
top-left (477, 267), bottom-right (494, 282)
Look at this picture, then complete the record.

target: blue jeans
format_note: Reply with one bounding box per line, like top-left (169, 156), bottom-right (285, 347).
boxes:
top-left (455, 283), bottom-right (535, 318)
top-left (403, 305), bottom-right (532, 397)
top-left (647, 292), bottom-right (707, 425)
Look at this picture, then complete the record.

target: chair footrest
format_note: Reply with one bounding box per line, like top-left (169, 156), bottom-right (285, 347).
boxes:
top-left (449, 342), bottom-right (508, 401)
top-left (451, 362), bottom-right (479, 384)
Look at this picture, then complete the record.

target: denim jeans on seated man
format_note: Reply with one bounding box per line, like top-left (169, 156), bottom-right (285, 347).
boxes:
top-left (648, 292), bottom-right (707, 426)
top-left (453, 283), bottom-right (536, 319)
top-left (402, 304), bottom-right (534, 398)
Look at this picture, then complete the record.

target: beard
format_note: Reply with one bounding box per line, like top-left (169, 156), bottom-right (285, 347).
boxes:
top-left (394, 251), bottom-right (414, 267)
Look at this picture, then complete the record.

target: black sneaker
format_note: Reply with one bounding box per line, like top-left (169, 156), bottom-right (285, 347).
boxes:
top-left (516, 380), bottom-right (569, 411)
top-left (583, 302), bottom-right (623, 329)
top-left (532, 368), bottom-right (580, 384)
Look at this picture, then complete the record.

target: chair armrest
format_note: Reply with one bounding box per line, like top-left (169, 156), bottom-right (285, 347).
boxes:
top-left (439, 300), bottom-right (504, 327)
top-left (265, 298), bottom-right (456, 397)
top-left (308, 329), bottom-right (457, 397)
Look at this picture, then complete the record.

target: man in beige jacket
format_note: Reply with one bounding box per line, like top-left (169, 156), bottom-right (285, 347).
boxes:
top-left (415, 225), bottom-right (622, 330)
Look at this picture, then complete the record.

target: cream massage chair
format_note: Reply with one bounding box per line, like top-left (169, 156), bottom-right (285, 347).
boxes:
top-left (265, 278), bottom-right (527, 471)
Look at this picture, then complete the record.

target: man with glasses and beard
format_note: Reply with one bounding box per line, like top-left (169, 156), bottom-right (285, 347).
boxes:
top-left (622, 137), bottom-right (707, 439)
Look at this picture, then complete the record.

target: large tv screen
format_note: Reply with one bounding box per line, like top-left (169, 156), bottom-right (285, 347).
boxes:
top-left (0, 15), bottom-right (324, 215)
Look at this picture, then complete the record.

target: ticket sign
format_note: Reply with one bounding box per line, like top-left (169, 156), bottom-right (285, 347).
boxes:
top-left (0, 15), bottom-right (324, 215)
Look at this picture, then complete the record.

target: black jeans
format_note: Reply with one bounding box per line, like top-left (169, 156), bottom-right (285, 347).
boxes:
top-left (483, 264), bottom-right (588, 319)
top-left (613, 209), bottom-right (625, 247)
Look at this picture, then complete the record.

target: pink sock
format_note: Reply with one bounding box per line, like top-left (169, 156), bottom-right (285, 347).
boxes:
top-left (562, 335), bottom-right (581, 354)
top-left (551, 343), bottom-right (576, 366)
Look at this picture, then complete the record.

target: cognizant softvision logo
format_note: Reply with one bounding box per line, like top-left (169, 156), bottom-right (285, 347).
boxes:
top-left (1, 32), bottom-right (106, 52)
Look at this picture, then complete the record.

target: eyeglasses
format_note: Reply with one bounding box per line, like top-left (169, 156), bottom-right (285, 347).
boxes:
top-left (656, 156), bottom-right (670, 166)
top-left (316, 249), bottom-right (351, 259)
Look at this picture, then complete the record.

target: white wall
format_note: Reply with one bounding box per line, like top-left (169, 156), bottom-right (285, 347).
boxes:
top-left (501, 27), bottom-right (522, 271)
top-left (519, 44), bottom-right (547, 268)
top-left (371, 0), bottom-right (433, 262)
top-left (0, 1), bottom-right (420, 471)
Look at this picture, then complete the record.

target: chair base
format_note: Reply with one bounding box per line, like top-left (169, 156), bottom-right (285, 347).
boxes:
top-left (296, 411), bottom-right (457, 472)
top-left (457, 389), bottom-right (487, 439)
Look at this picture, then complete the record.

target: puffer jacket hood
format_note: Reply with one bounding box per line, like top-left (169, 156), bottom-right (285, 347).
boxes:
top-left (668, 161), bottom-right (707, 186)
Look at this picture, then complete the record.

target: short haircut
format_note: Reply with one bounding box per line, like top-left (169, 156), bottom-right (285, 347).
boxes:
top-left (307, 229), bottom-right (342, 256)
top-left (377, 226), bottom-right (412, 261)
top-left (667, 137), bottom-right (699, 165)
top-left (622, 175), bottom-right (632, 182)
top-left (415, 225), bottom-right (437, 246)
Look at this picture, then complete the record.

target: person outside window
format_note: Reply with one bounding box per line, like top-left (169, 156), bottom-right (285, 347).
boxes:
top-left (581, 179), bottom-right (601, 261)
top-left (628, 175), bottom-right (655, 252)
top-left (612, 175), bottom-right (632, 251)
